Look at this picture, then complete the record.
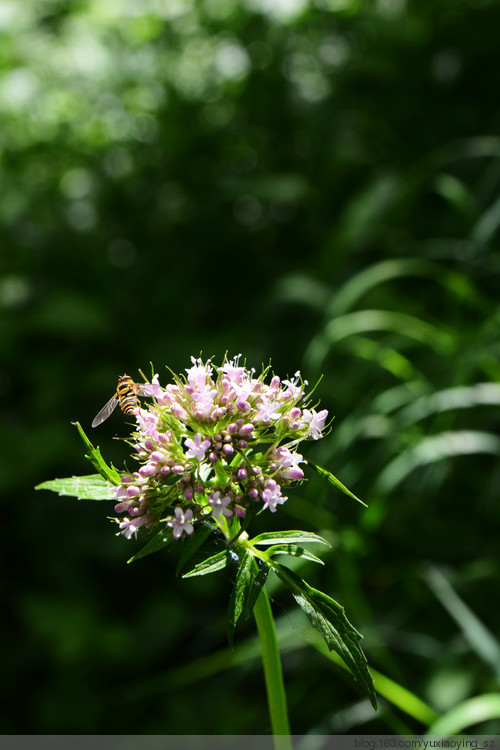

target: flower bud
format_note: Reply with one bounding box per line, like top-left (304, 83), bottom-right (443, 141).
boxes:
top-left (239, 423), bottom-right (254, 436)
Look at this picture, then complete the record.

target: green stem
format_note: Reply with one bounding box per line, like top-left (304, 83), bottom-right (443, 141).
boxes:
top-left (253, 586), bottom-right (292, 750)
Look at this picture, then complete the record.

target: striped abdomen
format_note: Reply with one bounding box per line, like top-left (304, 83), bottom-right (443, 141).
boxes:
top-left (117, 375), bottom-right (139, 415)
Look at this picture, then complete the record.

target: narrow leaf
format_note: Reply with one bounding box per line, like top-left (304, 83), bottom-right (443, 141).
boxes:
top-left (399, 383), bottom-right (500, 426)
top-left (227, 550), bottom-right (255, 647)
top-left (267, 544), bottom-right (324, 565)
top-left (252, 530), bottom-right (331, 547)
top-left (176, 525), bottom-right (213, 576)
top-left (127, 528), bottom-right (175, 563)
top-left (272, 561), bottom-right (377, 710)
top-left (242, 560), bottom-right (270, 621)
top-left (427, 694), bottom-right (500, 735)
top-left (327, 258), bottom-right (437, 317)
top-left (73, 421), bottom-right (121, 485)
top-left (183, 550), bottom-right (229, 578)
top-left (308, 461), bottom-right (366, 507)
top-left (376, 430), bottom-right (500, 493)
top-left (35, 474), bottom-right (115, 501)
top-left (423, 564), bottom-right (500, 682)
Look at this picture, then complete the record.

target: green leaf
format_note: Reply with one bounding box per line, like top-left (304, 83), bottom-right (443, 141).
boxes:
top-left (242, 560), bottom-right (270, 621)
top-left (423, 563), bottom-right (500, 682)
top-left (176, 525), bottom-right (214, 576)
top-left (306, 309), bottom-right (454, 372)
top-left (73, 421), bottom-right (121, 485)
top-left (35, 474), bottom-right (115, 501)
top-left (427, 694), bottom-right (500, 735)
top-left (252, 530), bottom-right (331, 547)
top-left (398, 383), bottom-right (500, 426)
top-left (307, 461), bottom-right (366, 507)
top-left (327, 258), bottom-right (437, 317)
top-left (227, 550), bottom-right (255, 647)
top-left (376, 430), bottom-right (500, 494)
top-left (127, 528), bottom-right (175, 563)
top-left (272, 561), bottom-right (377, 710)
top-left (266, 544), bottom-right (324, 565)
top-left (183, 550), bottom-right (229, 578)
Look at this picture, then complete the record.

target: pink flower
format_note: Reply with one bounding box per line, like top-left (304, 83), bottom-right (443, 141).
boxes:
top-left (186, 357), bottom-right (213, 389)
top-left (184, 432), bottom-right (211, 461)
top-left (301, 408), bottom-right (328, 440)
top-left (281, 372), bottom-right (305, 401)
top-left (135, 409), bottom-right (161, 442)
top-left (192, 386), bottom-right (217, 418)
top-left (100, 356), bottom-right (332, 542)
top-left (143, 373), bottom-right (164, 399)
top-left (170, 402), bottom-right (189, 421)
top-left (261, 484), bottom-right (287, 513)
top-left (275, 446), bottom-right (305, 480)
top-left (221, 356), bottom-right (246, 385)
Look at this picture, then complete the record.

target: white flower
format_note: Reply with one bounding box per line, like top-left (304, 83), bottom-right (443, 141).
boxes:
top-left (167, 507), bottom-right (194, 539)
top-left (254, 397), bottom-right (281, 424)
top-left (209, 491), bottom-right (233, 519)
top-left (115, 515), bottom-right (147, 540)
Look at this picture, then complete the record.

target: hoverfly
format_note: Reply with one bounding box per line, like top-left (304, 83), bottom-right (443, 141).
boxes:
top-left (92, 374), bottom-right (153, 428)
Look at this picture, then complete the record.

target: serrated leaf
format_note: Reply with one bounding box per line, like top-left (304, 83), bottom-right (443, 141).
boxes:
top-left (252, 530), bottom-right (331, 547)
top-left (35, 474), bottom-right (115, 501)
top-left (127, 528), bottom-right (174, 563)
top-left (73, 421), bottom-right (121, 485)
top-left (176, 525), bottom-right (213, 576)
top-left (183, 550), bottom-right (229, 578)
top-left (266, 544), bottom-right (324, 565)
top-left (227, 550), bottom-right (255, 647)
top-left (308, 461), bottom-right (366, 507)
top-left (272, 562), bottom-right (377, 710)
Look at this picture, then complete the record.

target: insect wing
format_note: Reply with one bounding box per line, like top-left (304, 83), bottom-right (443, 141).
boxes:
top-left (136, 383), bottom-right (156, 398)
top-left (92, 393), bottom-right (119, 428)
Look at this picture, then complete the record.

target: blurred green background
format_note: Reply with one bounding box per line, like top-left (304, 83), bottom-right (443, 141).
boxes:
top-left (3, 0), bottom-right (500, 735)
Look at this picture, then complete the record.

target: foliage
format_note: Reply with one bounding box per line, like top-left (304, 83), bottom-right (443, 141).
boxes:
top-left (3, 0), bottom-right (500, 735)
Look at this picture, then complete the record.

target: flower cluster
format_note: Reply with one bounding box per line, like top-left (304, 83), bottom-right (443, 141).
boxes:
top-left (114, 356), bottom-right (328, 540)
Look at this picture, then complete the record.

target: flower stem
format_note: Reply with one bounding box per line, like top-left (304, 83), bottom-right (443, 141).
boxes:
top-left (253, 586), bottom-right (292, 750)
